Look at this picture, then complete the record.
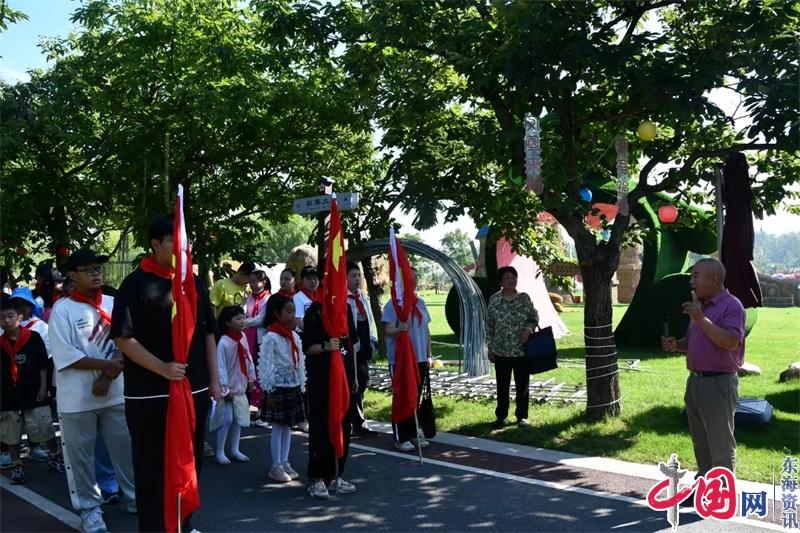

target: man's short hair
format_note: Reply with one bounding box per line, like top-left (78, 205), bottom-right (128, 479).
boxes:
top-left (237, 261), bottom-right (256, 275)
top-left (147, 214), bottom-right (174, 244)
top-left (346, 261), bottom-right (360, 274)
top-left (693, 258), bottom-right (726, 283)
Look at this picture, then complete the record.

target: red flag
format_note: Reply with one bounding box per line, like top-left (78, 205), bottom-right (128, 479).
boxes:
top-left (164, 185), bottom-right (199, 532)
top-left (321, 196), bottom-right (350, 458)
top-left (389, 228), bottom-right (421, 423)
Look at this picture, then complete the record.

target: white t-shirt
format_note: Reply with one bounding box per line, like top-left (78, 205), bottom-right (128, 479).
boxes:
top-left (49, 295), bottom-right (124, 413)
top-left (21, 318), bottom-right (50, 356)
top-left (293, 291), bottom-right (314, 332)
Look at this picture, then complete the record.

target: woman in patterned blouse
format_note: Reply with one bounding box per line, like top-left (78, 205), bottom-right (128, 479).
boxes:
top-left (486, 266), bottom-right (539, 429)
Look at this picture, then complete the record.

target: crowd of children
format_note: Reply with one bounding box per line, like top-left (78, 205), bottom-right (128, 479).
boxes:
top-left (1, 216), bottom-right (434, 532)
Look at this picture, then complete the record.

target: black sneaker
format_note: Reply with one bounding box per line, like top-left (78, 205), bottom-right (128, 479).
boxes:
top-left (10, 464), bottom-right (25, 484)
top-left (492, 419), bottom-right (505, 429)
top-left (102, 491), bottom-right (120, 505)
top-left (48, 454), bottom-right (66, 474)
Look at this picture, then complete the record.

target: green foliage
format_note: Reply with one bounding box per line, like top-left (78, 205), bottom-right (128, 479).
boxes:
top-left (440, 229), bottom-right (475, 267)
top-left (248, 215), bottom-right (317, 265)
top-left (0, 1), bottom-right (27, 33)
top-left (1, 0), bottom-right (373, 277)
top-left (754, 231), bottom-right (800, 274)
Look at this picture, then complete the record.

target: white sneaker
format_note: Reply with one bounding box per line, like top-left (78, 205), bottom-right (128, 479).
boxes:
top-left (80, 507), bottom-right (108, 533)
top-left (298, 421), bottom-right (309, 433)
top-left (282, 462), bottom-right (300, 480)
top-left (393, 441), bottom-right (415, 452)
top-left (0, 452), bottom-right (12, 469)
top-left (307, 479), bottom-right (329, 499)
top-left (412, 437), bottom-right (431, 449)
top-left (31, 446), bottom-right (50, 461)
top-left (327, 477), bottom-right (356, 494)
top-left (253, 420), bottom-right (269, 428)
top-left (268, 465), bottom-right (291, 482)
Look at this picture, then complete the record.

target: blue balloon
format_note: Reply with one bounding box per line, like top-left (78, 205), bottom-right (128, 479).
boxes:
top-left (580, 188), bottom-right (592, 202)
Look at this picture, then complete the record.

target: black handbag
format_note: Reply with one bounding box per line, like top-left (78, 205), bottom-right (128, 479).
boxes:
top-left (417, 369), bottom-right (437, 439)
top-left (524, 325), bottom-right (558, 375)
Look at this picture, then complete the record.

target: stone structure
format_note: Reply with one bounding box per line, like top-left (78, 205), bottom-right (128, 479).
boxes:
top-left (758, 272), bottom-right (799, 307)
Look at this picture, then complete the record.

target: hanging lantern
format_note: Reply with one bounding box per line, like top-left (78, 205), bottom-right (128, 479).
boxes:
top-left (658, 205), bottom-right (678, 224)
top-left (56, 246), bottom-right (70, 257)
top-left (586, 202), bottom-right (619, 229)
top-left (615, 136), bottom-right (630, 216)
top-left (16, 246), bottom-right (28, 257)
top-left (523, 113), bottom-right (543, 195)
top-left (600, 229), bottom-right (611, 242)
top-left (579, 188), bottom-right (592, 202)
top-left (637, 121), bottom-right (657, 141)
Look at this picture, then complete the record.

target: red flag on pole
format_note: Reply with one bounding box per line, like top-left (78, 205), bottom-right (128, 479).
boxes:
top-left (321, 195), bottom-right (350, 458)
top-left (164, 185), bottom-right (199, 532)
top-left (389, 228), bottom-right (421, 423)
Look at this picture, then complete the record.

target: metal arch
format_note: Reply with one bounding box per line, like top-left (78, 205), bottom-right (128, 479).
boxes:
top-left (348, 239), bottom-right (490, 376)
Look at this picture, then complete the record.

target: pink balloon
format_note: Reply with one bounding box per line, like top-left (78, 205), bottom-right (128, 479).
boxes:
top-left (658, 205), bottom-right (678, 224)
top-left (586, 203), bottom-right (618, 229)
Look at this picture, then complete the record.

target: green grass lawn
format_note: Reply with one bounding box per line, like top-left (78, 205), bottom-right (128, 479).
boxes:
top-left (365, 290), bottom-right (800, 483)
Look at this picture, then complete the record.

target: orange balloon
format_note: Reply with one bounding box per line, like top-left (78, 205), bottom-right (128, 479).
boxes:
top-left (586, 203), bottom-right (618, 229)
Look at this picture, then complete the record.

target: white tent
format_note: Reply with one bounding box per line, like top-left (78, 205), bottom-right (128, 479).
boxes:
top-left (495, 238), bottom-right (570, 339)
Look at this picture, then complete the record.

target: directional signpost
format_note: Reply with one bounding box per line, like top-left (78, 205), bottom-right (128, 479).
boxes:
top-left (293, 185), bottom-right (359, 271)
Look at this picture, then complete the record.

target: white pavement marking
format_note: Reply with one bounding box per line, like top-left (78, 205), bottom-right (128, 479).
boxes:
top-left (367, 421), bottom-right (775, 495)
top-left (0, 476), bottom-right (81, 531)
top-left (349, 441), bottom-right (785, 532)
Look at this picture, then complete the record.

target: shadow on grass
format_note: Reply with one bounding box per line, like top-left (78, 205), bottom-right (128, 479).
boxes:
top-left (555, 345), bottom-right (686, 363)
top-left (448, 403), bottom-right (799, 457)
top-left (764, 388), bottom-right (800, 415)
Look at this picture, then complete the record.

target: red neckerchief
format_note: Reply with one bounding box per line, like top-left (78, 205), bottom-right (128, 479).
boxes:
top-left (1, 328), bottom-right (31, 385)
top-left (276, 288), bottom-right (295, 299)
top-left (225, 329), bottom-right (250, 378)
top-left (70, 290), bottom-right (112, 325)
top-left (140, 255), bottom-right (173, 279)
top-left (268, 322), bottom-right (300, 368)
top-left (348, 292), bottom-right (368, 320)
top-left (23, 319), bottom-right (38, 330)
top-left (301, 287), bottom-right (322, 303)
top-left (250, 290), bottom-right (269, 317)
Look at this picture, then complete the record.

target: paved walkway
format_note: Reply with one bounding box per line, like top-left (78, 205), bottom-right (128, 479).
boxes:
top-left (0, 423), bottom-right (784, 532)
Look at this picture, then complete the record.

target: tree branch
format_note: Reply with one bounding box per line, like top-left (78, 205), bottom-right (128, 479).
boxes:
top-left (632, 142), bottom-right (780, 202)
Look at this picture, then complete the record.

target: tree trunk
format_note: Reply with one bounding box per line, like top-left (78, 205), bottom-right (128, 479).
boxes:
top-left (361, 257), bottom-right (386, 358)
top-left (578, 246), bottom-right (622, 421)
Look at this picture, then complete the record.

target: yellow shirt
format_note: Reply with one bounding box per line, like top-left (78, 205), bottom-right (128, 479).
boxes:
top-left (210, 277), bottom-right (249, 316)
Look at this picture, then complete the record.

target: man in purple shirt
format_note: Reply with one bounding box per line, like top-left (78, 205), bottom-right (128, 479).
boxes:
top-left (661, 258), bottom-right (745, 476)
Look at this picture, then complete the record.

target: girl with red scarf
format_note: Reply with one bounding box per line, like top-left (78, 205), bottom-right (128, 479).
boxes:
top-left (243, 269), bottom-right (270, 421)
top-left (210, 306), bottom-right (255, 466)
top-left (258, 295), bottom-right (306, 483)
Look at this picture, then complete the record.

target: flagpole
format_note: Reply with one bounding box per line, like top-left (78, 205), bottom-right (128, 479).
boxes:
top-left (413, 409), bottom-right (424, 467)
top-left (177, 493), bottom-right (182, 533)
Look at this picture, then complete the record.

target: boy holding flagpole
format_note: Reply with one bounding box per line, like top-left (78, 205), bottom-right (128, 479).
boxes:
top-left (301, 196), bottom-right (358, 499)
top-left (111, 196), bottom-right (221, 532)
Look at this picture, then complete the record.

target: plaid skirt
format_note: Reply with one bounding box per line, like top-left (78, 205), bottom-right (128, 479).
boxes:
top-left (264, 386), bottom-right (306, 426)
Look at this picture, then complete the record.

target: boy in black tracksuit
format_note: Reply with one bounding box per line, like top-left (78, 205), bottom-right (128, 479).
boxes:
top-left (302, 301), bottom-right (357, 500)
